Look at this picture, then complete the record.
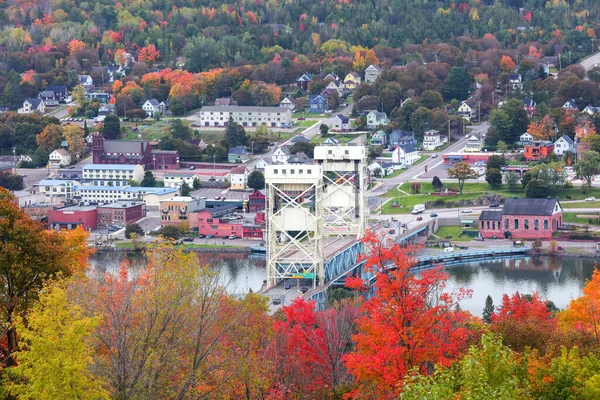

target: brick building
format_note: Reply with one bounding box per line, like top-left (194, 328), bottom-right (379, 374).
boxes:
top-left (479, 197), bottom-right (563, 239)
top-left (97, 201), bottom-right (146, 227)
top-left (160, 196), bottom-right (205, 227)
top-left (48, 205), bottom-right (97, 231)
top-left (191, 205), bottom-right (263, 239)
top-left (524, 140), bottom-right (553, 161)
top-left (91, 133), bottom-right (179, 170)
top-left (248, 189), bottom-right (265, 212)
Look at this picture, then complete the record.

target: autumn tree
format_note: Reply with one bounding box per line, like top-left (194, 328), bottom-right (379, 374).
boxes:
top-left (0, 189), bottom-right (91, 367)
top-left (491, 292), bottom-right (557, 353)
top-left (62, 124), bottom-right (85, 157)
top-left (138, 44), bottom-right (161, 64)
top-left (365, 49), bottom-right (379, 66)
top-left (562, 268), bottom-right (600, 345)
top-left (528, 115), bottom-right (555, 140)
top-left (71, 85), bottom-right (86, 107)
top-left (68, 39), bottom-right (86, 56)
top-left (352, 51), bottom-right (366, 71)
top-left (447, 162), bottom-right (478, 194)
top-left (36, 124), bottom-right (64, 152)
top-left (500, 55), bottom-right (517, 72)
top-left (5, 280), bottom-right (108, 399)
top-left (343, 234), bottom-right (474, 398)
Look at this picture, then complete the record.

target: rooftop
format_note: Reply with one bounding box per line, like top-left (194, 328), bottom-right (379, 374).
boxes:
top-left (502, 197), bottom-right (561, 216)
top-left (83, 164), bottom-right (141, 171)
top-left (200, 106), bottom-right (290, 113)
top-left (98, 201), bottom-right (144, 209)
top-left (53, 204), bottom-right (97, 212)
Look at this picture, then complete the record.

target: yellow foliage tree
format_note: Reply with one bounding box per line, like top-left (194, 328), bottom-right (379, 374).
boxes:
top-left (63, 125), bottom-right (85, 157)
top-left (561, 268), bottom-right (600, 345)
top-left (5, 281), bottom-right (108, 400)
top-left (36, 124), bottom-right (64, 152)
top-left (365, 49), bottom-right (379, 66)
top-left (527, 115), bottom-right (555, 140)
top-left (68, 39), bottom-right (86, 56)
top-left (352, 51), bottom-right (366, 72)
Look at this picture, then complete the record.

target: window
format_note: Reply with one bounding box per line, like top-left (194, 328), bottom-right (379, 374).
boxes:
top-left (486, 221), bottom-right (490, 229)
top-left (274, 169), bottom-right (278, 174)
top-left (534, 220), bottom-right (539, 230)
top-left (544, 220), bottom-right (548, 230)
top-left (524, 219), bottom-right (529, 230)
top-left (514, 219), bottom-right (519, 229)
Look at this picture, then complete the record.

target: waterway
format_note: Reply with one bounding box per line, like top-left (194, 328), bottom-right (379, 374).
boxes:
top-left (90, 251), bottom-right (597, 316)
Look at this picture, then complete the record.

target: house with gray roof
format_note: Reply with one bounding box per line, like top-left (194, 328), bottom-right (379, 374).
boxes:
top-left (228, 146), bottom-right (249, 163)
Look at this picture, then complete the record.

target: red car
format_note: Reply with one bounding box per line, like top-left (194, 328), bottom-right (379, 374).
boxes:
top-left (416, 216), bottom-right (423, 221)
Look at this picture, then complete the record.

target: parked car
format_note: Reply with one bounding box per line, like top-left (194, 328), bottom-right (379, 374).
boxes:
top-left (284, 281), bottom-right (293, 290)
top-left (389, 229), bottom-right (396, 234)
top-left (459, 245), bottom-right (469, 250)
top-left (206, 234), bottom-right (213, 239)
top-left (431, 154), bottom-right (438, 158)
top-left (430, 213), bottom-right (438, 217)
top-left (460, 209), bottom-right (473, 214)
top-left (182, 237), bottom-right (194, 242)
top-left (586, 197), bottom-right (596, 201)
top-left (222, 235), bottom-right (229, 239)
top-left (198, 234), bottom-right (206, 238)
top-left (489, 202), bottom-right (500, 208)
top-left (297, 117), bottom-right (305, 120)
top-left (299, 286), bottom-right (309, 293)
top-left (416, 216), bottom-right (423, 221)
top-left (391, 217), bottom-right (398, 222)
top-left (215, 196), bottom-right (221, 200)
top-left (229, 234), bottom-right (237, 240)
top-left (443, 247), bottom-right (455, 253)
top-left (189, 165), bottom-right (196, 170)
top-left (272, 298), bottom-right (282, 305)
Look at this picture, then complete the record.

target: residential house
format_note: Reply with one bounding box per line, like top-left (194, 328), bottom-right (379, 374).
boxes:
top-left (228, 146), bottom-right (250, 163)
top-left (370, 131), bottom-right (387, 146)
top-left (38, 91), bottom-right (59, 107)
top-left (478, 197), bottom-right (563, 239)
top-left (248, 189), bottom-right (266, 212)
top-left (296, 73), bottom-right (313, 91)
top-left (142, 99), bottom-right (166, 117)
top-left (325, 80), bottom-right (344, 97)
top-left (562, 99), bottom-right (578, 111)
top-left (332, 114), bottom-right (351, 131)
top-left (392, 143), bottom-right (420, 166)
top-left (86, 92), bottom-right (111, 104)
top-left (458, 101), bottom-right (475, 121)
top-left (524, 140), bottom-right (553, 161)
top-left (198, 106), bottom-right (292, 127)
top-left (98, 104), bottom-right (116, 115)
top-left (48, 149), bottom-right (71, 168)
top-left (366, 110), bottom-right (389, 129)
top-left (364, 64), bottom-right (383, 83)
top-left (388, 130), bottom-right (416, 147)
top-left (272, 145), bottom-right (290, 164)
top-left (554, 135), bottom-right (576, 156)
top-left (323, 137), bottom-right (340, 145)
top-left (97, 201), bottom-right (146, 227)
top-left (254, 158), bottom-right (270, 170)
top-left (323, 72), bottom-right (340, 81)
top-left (291, 135), bottom-right (311, 144)
top-left (83, 164), bottom-right (145, 186)
top-left (214, 97), bottom-right (238, 107)
top-left (287, 152), bottom-right (311, 164)
top-left (508, 73), bottom-right (523, 90)
top-left (422, 130), bottom-right (444, 151)
top-left (229, 166), bottom-right (248, 190)
top-left (279, 95), bottom-right (296, 111)
top-left (18, 98), bottom-right (45, 114)
top-left (583, 105), bottom-right (600, 115)
top-left (78, 75), bottom-right (93, 87)
top-left (518, 132), bottom-right (534, 146)
top-left (43, 86), bottom-right (68, 103)
top-left (163, 173), bottom-right (199, 188)
top-left (465, 135), bottom-right (483, 152)
top-left (523, 97), bottom-right (536, 118)
top-left (343, 72), bottom-right (361, 90)
top-left (159, 196), bottom-right (205, 227)
top-left (308, 94), bottom-right (327, 113)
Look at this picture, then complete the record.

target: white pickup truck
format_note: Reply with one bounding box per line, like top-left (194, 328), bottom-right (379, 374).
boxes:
top-left (411, 204), bottom-right (425, 214)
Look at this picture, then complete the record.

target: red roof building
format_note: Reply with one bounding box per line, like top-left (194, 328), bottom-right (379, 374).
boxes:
top-left (48, 205), bottom-right (97, 231)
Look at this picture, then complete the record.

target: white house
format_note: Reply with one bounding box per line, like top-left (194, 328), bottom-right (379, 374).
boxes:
top-left (392, 143), bottom-right (420, 166)
top-left (230, 166), bottom-right (248, 190)
top-left (562, 99), bottom-right (578, 111)
top-left (198, 106), bottom-right (292, 128)
top-left (332, 114), bottom-right (351, 131)
top-left (142, 99), bottom-right (166, 117)
top-left (364, 64), bottom-right (383, 83)
top-left (323, 137), bottom-right (340, 145)
top-left (272, 145), bottom-right (290, 164)
top-left (48, 149), bottom-right (71, 168)
top-left (78, 74), bottom-right (93, 86)
top-left (458, 101), bottom-right (475, 121)
top-left (465, 135), bottom-right (483, 152)
top-left (520, 132), bottom-right (534, 143)
top-left (82, 164), bottom-right (145, 186)
top-left (255, 158), bottom-right (270, 170)
top-left (422, 130), bottom-right (444, 151)
top-left (366, 110), bottom-right (389, 129)
top-left (554, 135), bottom-right (576, 156)
top-left (583, 105), bottom-right (600, 115)
top-left (163, 173), bottom-right (199, 188)
top-left (508, 73), bottom-right (523, 90)
top-left (325, 80), bottom-right (344, 97)
top-left (370, 131), bottom-right (387, 146)
top-left (279, 96), bottom-right (296, 111)
top-left (18, 98), bottom-right (45, 114)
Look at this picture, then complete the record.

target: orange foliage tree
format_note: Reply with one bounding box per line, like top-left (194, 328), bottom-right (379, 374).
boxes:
top-left (342, 232), bottom-right (475, 398)
top-left (138, 44), bottom-right (161, 63)
top-left (365, 49), bottom-right (379, 66)
top-left (0, 188), bottom-right (91, 368)
top-left (528, 115), bottom-right (555, 140)
top-left (68, 39), bottom-right (86, 55)
top-left (500, 55), bottom-right (517, 72)
top-left (561, 268), bottom-right (600, 345)
top-left (20, 69), bottom-right (36, 85)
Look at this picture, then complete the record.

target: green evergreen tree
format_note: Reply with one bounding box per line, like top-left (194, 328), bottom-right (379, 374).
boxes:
top-left (483, 295), bottom-right (495, 324)
top-left (140, 171), bottom-right (156, 187)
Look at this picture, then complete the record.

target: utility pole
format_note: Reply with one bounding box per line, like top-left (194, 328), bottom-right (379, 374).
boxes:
top-left (448, 120), bottom-right (451, 144)
top-left (478, 102), bottom-right (481, 123)
top-left (213, 154), bottom-right (216, 179)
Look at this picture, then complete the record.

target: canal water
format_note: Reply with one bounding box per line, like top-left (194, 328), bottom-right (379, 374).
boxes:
top-left (90, 251), bottom-right (597, 316)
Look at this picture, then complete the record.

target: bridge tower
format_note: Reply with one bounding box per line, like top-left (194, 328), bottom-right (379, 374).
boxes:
top-left (265, 164), bottom-right (324, 287)
top-left (313, 145), bottom-right (368, 240)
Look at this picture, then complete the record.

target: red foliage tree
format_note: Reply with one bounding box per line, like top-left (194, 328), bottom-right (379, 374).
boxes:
top-left (138, 44), bottom-right (160, 63)
top-left (491, 292), bottom-right (557, 353)
top-left (343, 232), bottom-right (474, 398)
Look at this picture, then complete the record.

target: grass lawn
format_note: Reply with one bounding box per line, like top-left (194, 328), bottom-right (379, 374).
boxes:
top-left (310, 134), bottom-right (358, 144)
top-left (562, 212), bottom-right (600, 226)
top-left (115, 242), bottom-right (246, 250)
top-left (383, 169), bottom-right (404, 179)
top-left (562, 200), bottom-right (600, 209)
top-left (297, 120), bottom-right (318, 127)
top-left (433, 226), bottom-right (475, 242)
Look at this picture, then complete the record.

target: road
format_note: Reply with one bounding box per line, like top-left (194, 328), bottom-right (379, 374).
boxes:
top-left (580, 50), bottom-right (600, 71)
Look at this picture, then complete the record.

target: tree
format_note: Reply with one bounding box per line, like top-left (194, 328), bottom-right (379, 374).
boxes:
top-left (528, 115), bottom-right (554, 140)
top-left (443, 67), bottom-right (471, 101)
top-left (71, 85), bottom-right (86, 107)
top-left (5, 281), bottom-right (108, 400)
top-left (420, 90), bottom-right (444, 109)
top-left (486, 155), bottom-right (507, 171)
top-left (159, 225), bottom-right (182, 240)
top-left (505, 171), bottom-right (519, 192)
top-left (100, 114), bottom-right (121, 140)
top-left (365, 49), bottom-right (379, 66)
top-left (500, 55), bottom-right (517, 72)
top-left (502, 99), bottom-right (530, 143)
top-left (181, 182), bottom-right (192, 196)
top-left (526, 179), bottom-right (552, 198)
top-left (247, 170), bottom-right (265, 190)
top-left (485, 168), bottom-right (502, 188)
top-left (483, 295), bottom-right (495, 324)
top-left (496, 140), bottom-right (509, 153)
top-left (140, 171), bottom-right (156, 187)
top-left (62, 125), bottom-right (84, 158)
top-left (124, 223), bottom-right (144, 239)
top-left (489, 110), bottom-right (512, 145)
top-left (491, 293), bottom-right (557, 353)
top-left (447, 162), bottom-right (478, 195)
top-left (169, 119), bottom-right (193, 141)
top-left (138, 44), bottom-right (161, 64)
top-left (290, 142), bottom-right (316, 158)
top-left (352, 51), bottom-right (366, 71)
top-left (36, 124), bottom-right (63, 152)
top-left (432, 176), bottom-right (443, 191)
top-left (193, 177), bottom-right (201, 189)
top-left (576, 151), bottom-right (600, 187)
top-left (225, 117), bottom-right (248, 147)
top-left (562, 268), bottom-right (600, 345)
top-left (320, 123), bottom-right (329, 136)
top-left (410, 182), bottom-right (421, 194)
top-left (343, 235), bottom-right (473, 398)
top-left (0, 189), bottom-right (91, 367)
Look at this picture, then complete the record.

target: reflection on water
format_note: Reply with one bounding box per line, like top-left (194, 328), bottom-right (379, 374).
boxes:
top-left (91, 252), bottom-right (596, 316)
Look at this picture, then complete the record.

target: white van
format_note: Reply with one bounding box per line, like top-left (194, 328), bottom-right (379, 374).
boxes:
top-left (443, 247), bottom-right (455, 253)
top-left (411, 204), bottom-right (425, 214)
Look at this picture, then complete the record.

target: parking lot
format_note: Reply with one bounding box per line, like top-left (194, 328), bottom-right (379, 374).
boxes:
top-left (191, 187), bottom-right (251, 201)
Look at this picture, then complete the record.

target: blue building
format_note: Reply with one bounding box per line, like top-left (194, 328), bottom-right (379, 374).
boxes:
top-left (388, 130), bottom-right (416, 147)
top-left (308, 94), bottom-right (328, 113)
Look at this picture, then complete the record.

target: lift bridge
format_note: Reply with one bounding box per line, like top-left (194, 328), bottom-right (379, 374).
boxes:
top-left (265, 145), bottom-right (367, 288)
